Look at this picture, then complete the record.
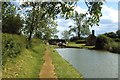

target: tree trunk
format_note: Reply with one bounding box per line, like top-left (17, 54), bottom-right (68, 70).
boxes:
top-left (28, 3), bottom-right (35, 41)
top-left (77, 25), bottom-right (81, 40)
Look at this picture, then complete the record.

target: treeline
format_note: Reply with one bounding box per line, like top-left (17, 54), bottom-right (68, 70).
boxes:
top-left (95, 30), bottom-right (120, 53)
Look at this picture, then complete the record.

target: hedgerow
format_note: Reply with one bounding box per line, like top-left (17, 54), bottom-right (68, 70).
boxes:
top-left (2, 33), bottom-right (27, 65)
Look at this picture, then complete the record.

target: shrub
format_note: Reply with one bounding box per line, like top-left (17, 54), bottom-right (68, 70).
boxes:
top-left (110, 42), bottom-right (120, 53)
top-left (95, 35), bottom-right (113, 50)
top-left (114, 38), bottom-right (120, 42)
top-left (76, 40), bottom-right (85, 44)
top-left (2, 33), bottom-right (27, 65)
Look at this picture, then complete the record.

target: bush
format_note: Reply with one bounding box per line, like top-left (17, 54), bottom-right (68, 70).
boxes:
top-left (76, 40), bottom-right (85, 44)
top-left (95, 35), bottom-right (113, 50)
top-left (2, 33), bottom-right (27, 65)
top-left (114, 38), bottom-right (120, 42)
top-left (110, 42), bottom-right (120, 53)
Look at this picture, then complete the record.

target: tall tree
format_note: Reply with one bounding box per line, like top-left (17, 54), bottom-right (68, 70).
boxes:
top-left (62, 30), bottom-right (71, 40)
top-left (2, 2), bottom-right (23, 34)
top-left (70, 13), bottom-right (90, 39)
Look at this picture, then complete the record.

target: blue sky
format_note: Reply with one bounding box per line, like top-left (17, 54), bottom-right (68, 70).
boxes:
top-left (11, 0), bottom-right (119, 38)
top-left (56, 1), bottom-right (119, 38)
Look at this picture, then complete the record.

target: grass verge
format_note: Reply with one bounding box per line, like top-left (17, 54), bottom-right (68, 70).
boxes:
top-left (50, 46), bottom-right (83, 79)
top-left (67, 42), bottom-right (94, 49)
top-left (2, 44), bottom-right (46, 78)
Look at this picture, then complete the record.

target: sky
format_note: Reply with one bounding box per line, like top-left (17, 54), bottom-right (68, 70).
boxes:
top-left (56, 1), bottom-right (119, 38)
top-left (11, 0), bottom-right (119, 39)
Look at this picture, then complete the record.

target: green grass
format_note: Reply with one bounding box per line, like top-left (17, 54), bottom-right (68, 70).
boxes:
top-left (2, 44), bottom-right (46, 78)
top-left (50, 47), bottom-right (83, 79)
top-left (67, 42), bottom-right (94, 49)
top-left (67, 42), bottom-right (85, 48)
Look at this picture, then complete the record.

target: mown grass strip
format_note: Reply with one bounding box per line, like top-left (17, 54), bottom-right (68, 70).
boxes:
top-left (50, 46), bottom-right (83, 79)
top-left (2, 44), bottom-right (46, 78)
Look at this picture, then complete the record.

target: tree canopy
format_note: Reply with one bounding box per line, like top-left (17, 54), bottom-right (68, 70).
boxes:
top-left (2, 1), bottom-right (105, 41)
top-left (2, 2), bottom-right (23, 34)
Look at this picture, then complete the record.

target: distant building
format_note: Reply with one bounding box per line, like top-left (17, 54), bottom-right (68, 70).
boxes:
top-left (85, 30), bottom-right (96, 46)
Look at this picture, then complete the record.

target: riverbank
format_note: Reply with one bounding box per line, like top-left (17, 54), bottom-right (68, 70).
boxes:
top-left (66, 42), bottom-right (120, 54)
top-left (2, 44), bottom-right (46, 78)
top-left (50, 46), bottom-right (83, 78)
top-left (67, 42), bottom-right (94, 49)
top-left (56, 48), bottom-right (118, 78)
top-left (2, 42), bottom-right (84, 78)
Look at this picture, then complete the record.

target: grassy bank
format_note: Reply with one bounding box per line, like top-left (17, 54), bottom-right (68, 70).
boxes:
top-left (2, 44), bottom-right (46, 78)
top-left (67, 42), bottom-right (94, 49)
top-left (50, 46), bottom-right (83, 78)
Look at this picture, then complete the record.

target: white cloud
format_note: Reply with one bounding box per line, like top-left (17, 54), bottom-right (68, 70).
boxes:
top-left (101, 5), bottom-right (118, 23)
top-left (74, 6), bottom-right (87, 14)
top-left (57, 18), bottom-right (74, 27)
top-left (56, 3), bottom-right (118, 38)
top-left (56, 18), bottom-right (75, 38)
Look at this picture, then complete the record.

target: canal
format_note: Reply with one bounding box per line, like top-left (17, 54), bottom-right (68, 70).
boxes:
top-left (56, 48), bottom-right (118, 78)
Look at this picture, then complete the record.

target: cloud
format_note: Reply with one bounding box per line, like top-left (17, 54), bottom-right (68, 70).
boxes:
top-left (56, 18), bottom-right (76, 38)
top-left (57, 18), bottom-right (74, 28)
top-left (91, 23), bottom-right (118, 35)
top-left (56, 3), bottom-right (118, 38)
top-left (74, 6), bottom-right (87, 14)
top-left (90, 4), bottom-right (118, 36)
top-left (100, 19), bottom-right (114, 24)
top-left (101, 5), bottom-right (118, 23)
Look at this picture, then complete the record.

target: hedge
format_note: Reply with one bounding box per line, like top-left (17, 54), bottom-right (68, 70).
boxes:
top-left (95, 35), bottom-right (113, 50)
top-left (2, 33), bottom-right (27, 65)
top-left (95, 35), bottom-right (120, 53)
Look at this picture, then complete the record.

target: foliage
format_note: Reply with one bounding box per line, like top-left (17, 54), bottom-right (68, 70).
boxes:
top-left (2, 44), bottom-right (45, 78)
top-left (2, 2), bottom-right (16, 20)
top-left (2, 33), bottom-right (27, 65)
top-left (70, 36), bottom-right (79, 42)
top-left (116, 30), bottom-right (120, 38)
top-left (20, 1), bottom-right (105, 41)
top-left (95, 35), bottom-right (113, 50)
top-left (110, 42), bottom-right (120, 53)
top-left (20, 2), bottom-right (62, 41)
top-left (104, 32), bottom-right (116, 38)
top-left (61, 30), bottom-right (71, 40)
top-left (2, 2), bottom-right (23, 34)
top-left (54, 35), bottom-right (59, 39)
top-left (69, 13), bottom-right (90, 39)
top-left (2, 14), bottom-right (23, 34)
top-left (76, 40), bottom-right (86, 44)
top-left (85, 1), bottom-right (105, 26)
top-left (114, 38), bottom-right (120, 42)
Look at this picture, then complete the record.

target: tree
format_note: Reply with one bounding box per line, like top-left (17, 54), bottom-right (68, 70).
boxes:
top-left (2, 2), bottom-right (23, 34)
top-left (2, 14), bottom-right (23, 34)
top-left (62, 30), bottom-right (71, 40)
top-left (20, 2), bottom-right (76, 41)
top-left (54, 35), bottom-right (59, 39)
top-left (104, 32), bottom-right (116, 38)
top-left (69, 13), bottom-right (90, 39)
top-left (20, 1), bottom-right (105, 41)
top-left (95, 35), bottom-right (113, 50)
top-left (116, 30), bottom-right (120, 38)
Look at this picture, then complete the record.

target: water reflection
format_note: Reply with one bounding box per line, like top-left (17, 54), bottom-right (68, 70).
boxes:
top-left (56, 48), bottom-right (118, 78)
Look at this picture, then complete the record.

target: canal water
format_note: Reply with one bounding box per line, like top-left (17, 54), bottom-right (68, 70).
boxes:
top-left (56, 48), bottom-right (118, 78)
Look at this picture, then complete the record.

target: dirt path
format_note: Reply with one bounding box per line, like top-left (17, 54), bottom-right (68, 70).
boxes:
top-left (39, 46), bottom-right (57, 79)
